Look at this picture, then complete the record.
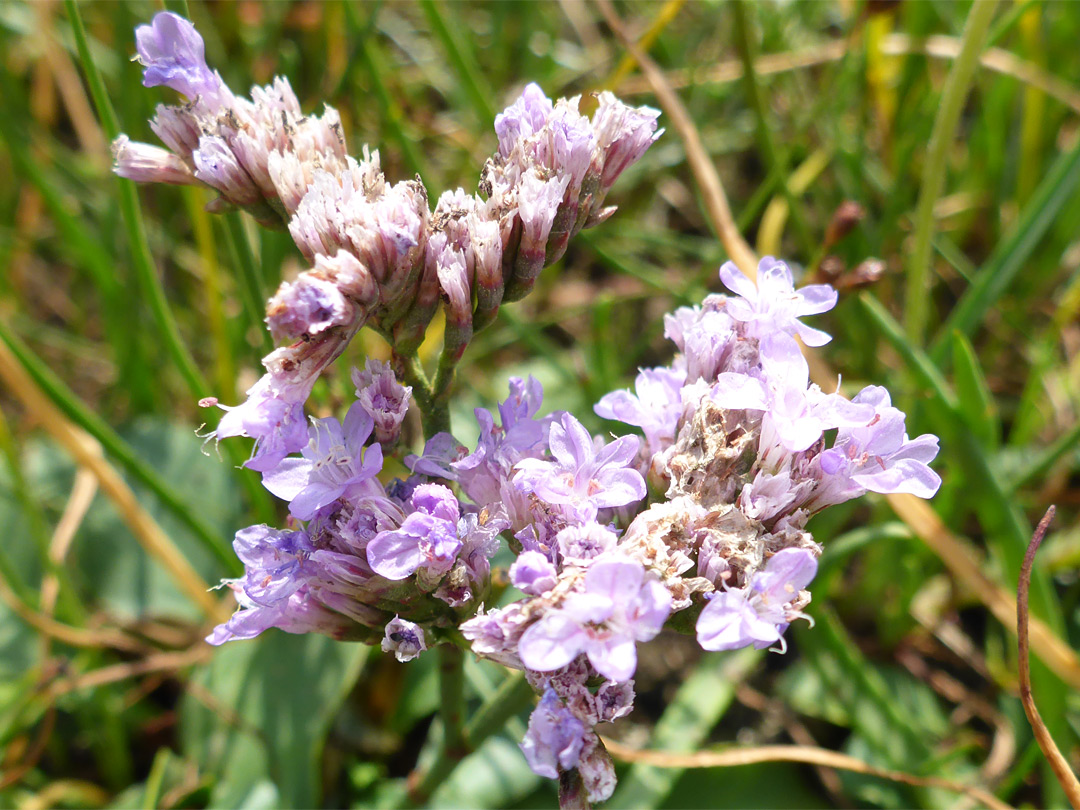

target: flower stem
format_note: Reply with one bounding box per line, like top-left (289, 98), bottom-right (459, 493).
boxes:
top-left (439, 643), bottom-right (467, 748)
top-left (402, 671), bottom-right (534, 807)
top-left (558, 769), bottom-right (591, 810)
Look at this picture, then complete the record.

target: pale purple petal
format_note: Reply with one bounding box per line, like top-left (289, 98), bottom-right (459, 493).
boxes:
top-left (755, 548), bottom-right (818, 602)
top-left (586, 633), bottom-right (637, 683)
top-left (366, 529), bottom-right (425, 580)
top-left (852, 458), bottom-right (941, 498)
top-left (584, 557), bottom-right (644, 605)
top-left (289, 481), bottom-right (345, 520)
top-left (260, 457), bottom-right (313, 502)
top-left (718, 261), bottom-right (758, 301)
top-left (510, 551), bottom-right (559, 596)
top-left (519, 613), bottom-right (586, 672)
top-left (697, 592), bottom-right (779, 651)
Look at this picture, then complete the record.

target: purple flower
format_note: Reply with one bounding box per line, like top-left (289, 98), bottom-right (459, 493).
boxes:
top-left (453, 377), bottom-right (551, 511)
top-left (134, 12), bottom-right (231, 109)
top-left (518, 555), bottom-right (671, 682)
top-left (594, 366), bottom-right (686, 459)
top-left (405, 432), bottom-right (467, 479)
top-left (461, 603), bottom-right (530, 669)
top-left (211, 376), bottom-right (309, 473)
top-left (233, 524), bottom-right (314, 605)
top-left (711, 334), bottom-right (873, 454)
top-left (210, 320), bottom-right (364, 472)
top-left (261, 402), bottom-right (384, 520)
top-left (206, 525), bottom-right (356, 645)
top-left (556, 522), bottom-right (617, 565)
top-left (809, 385), bottom-right (941, 509)
top-left (435, 507), bottom-right (510, 607)
top-left (514, 413), bottom-right (646, 523)
top-left (381, 616), bottom-right (427, 662)
top-left (352, 359), bottom-right (412, 445)
top-left (738, 470), bottom-right (811, 524)
top-left (520, 688), bottom-right (588, 780)
top-left (510, 551), bottom-right (559, 596)
top-left (590, 92), bottom-right (662, 194)
top-left (266, 274), bottom-right (353, 342)
top-left (517, 171), bottom-right (570, 258)
top-left (662, 302), bottom-right (736, 382)
top-left (719, 257), bottom-right (837, 347)
top-left (366, 484), bottom-right (462, 580)
top-left (495, 83), bottom-right (554, 156)
top-left (111, 135), bottom-right (197, 185)
top-left (207, 584), bottom-right (351, 645)
top-left (696, 547), bottom-right (817, 652)
top-left (192, 135), bottom-right (263, 207)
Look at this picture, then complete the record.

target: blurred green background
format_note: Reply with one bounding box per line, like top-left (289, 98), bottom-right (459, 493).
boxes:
top-left (1, 0), bottom-right (1079, 807)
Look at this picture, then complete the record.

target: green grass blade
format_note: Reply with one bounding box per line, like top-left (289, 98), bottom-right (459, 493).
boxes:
top-left (950, 330), bottom-right (1000, 449)
top-left (931, 137), bottom-right (1080, 358)
top-left (1006, 419), bottom-right (1080, 493)
top-left (419, 0), bottom-right (495, 123)
top-left (856, 293), bottom-right (958, 413)
top-left (65, 0), bottom-right (209, 400)
top-left (223, 211), bottom-right (273, 356)
top-left (344, 3), bottom-right (431, 184)
top-left (857, 293), bottom-right (1064, 636)
top-left (904, 0), bottom-right (999, 345)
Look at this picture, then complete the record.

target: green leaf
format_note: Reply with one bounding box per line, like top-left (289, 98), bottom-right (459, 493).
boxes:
top-left (181, 631), bottom-right (368, 809)
top-left (431, 734), bottom-right (540, 809)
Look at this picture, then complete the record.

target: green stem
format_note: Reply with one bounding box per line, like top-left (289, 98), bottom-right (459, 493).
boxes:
top-left (440, 644), bottom-right (467, 748)
top-left (403, 671), bottom-right (534, 807)
top-left (395, 352), bottom-right (450, 439)
top-left (66, 0), bottom-right (208, 400)
top-left (431, 344), bottom-right (460, 408)
top-left (223, 212), bottom-right (273, 356)
top-left (904, 0), bottom-right (999, 345)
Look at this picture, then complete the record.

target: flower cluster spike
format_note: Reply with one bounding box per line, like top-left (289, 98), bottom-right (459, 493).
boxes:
top-left (115, 12), bottom-right (660, 474)
top-left (116, 13), bottom-right (942, 805)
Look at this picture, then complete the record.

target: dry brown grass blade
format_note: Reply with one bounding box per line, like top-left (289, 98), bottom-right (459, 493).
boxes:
top-left (0, 337), bottom-right (222, 618)
top-left (0, 573), bottom-right (145, 653)
top-left (18, 779), bottom-right (111, 810)
top-left (1018, 506), bottom-right (1080, 809)
top-left (40, 467), bottom-right (96, 620)
top-left (44, 644), bottom-right (213, 699)
top-left (604, 0), bottom-right (686, 90)
top-left (594, 0), bottom-right (759, 278)
top-left (601, 737), bottom-right (1013, 810)
top-left (0, 706), bottom-right (56, 792)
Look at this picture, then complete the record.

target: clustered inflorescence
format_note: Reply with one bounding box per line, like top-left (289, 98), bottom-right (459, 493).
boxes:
top-left (116, 13), bottom-right (941, 803)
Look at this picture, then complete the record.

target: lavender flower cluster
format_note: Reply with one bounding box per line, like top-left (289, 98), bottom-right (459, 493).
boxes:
top-left (116, 13), bottom-right (941, 804)
top-left (115, 12), bottom-right (661, 475)
top-left (204, 257), bottom-right (939, 802)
